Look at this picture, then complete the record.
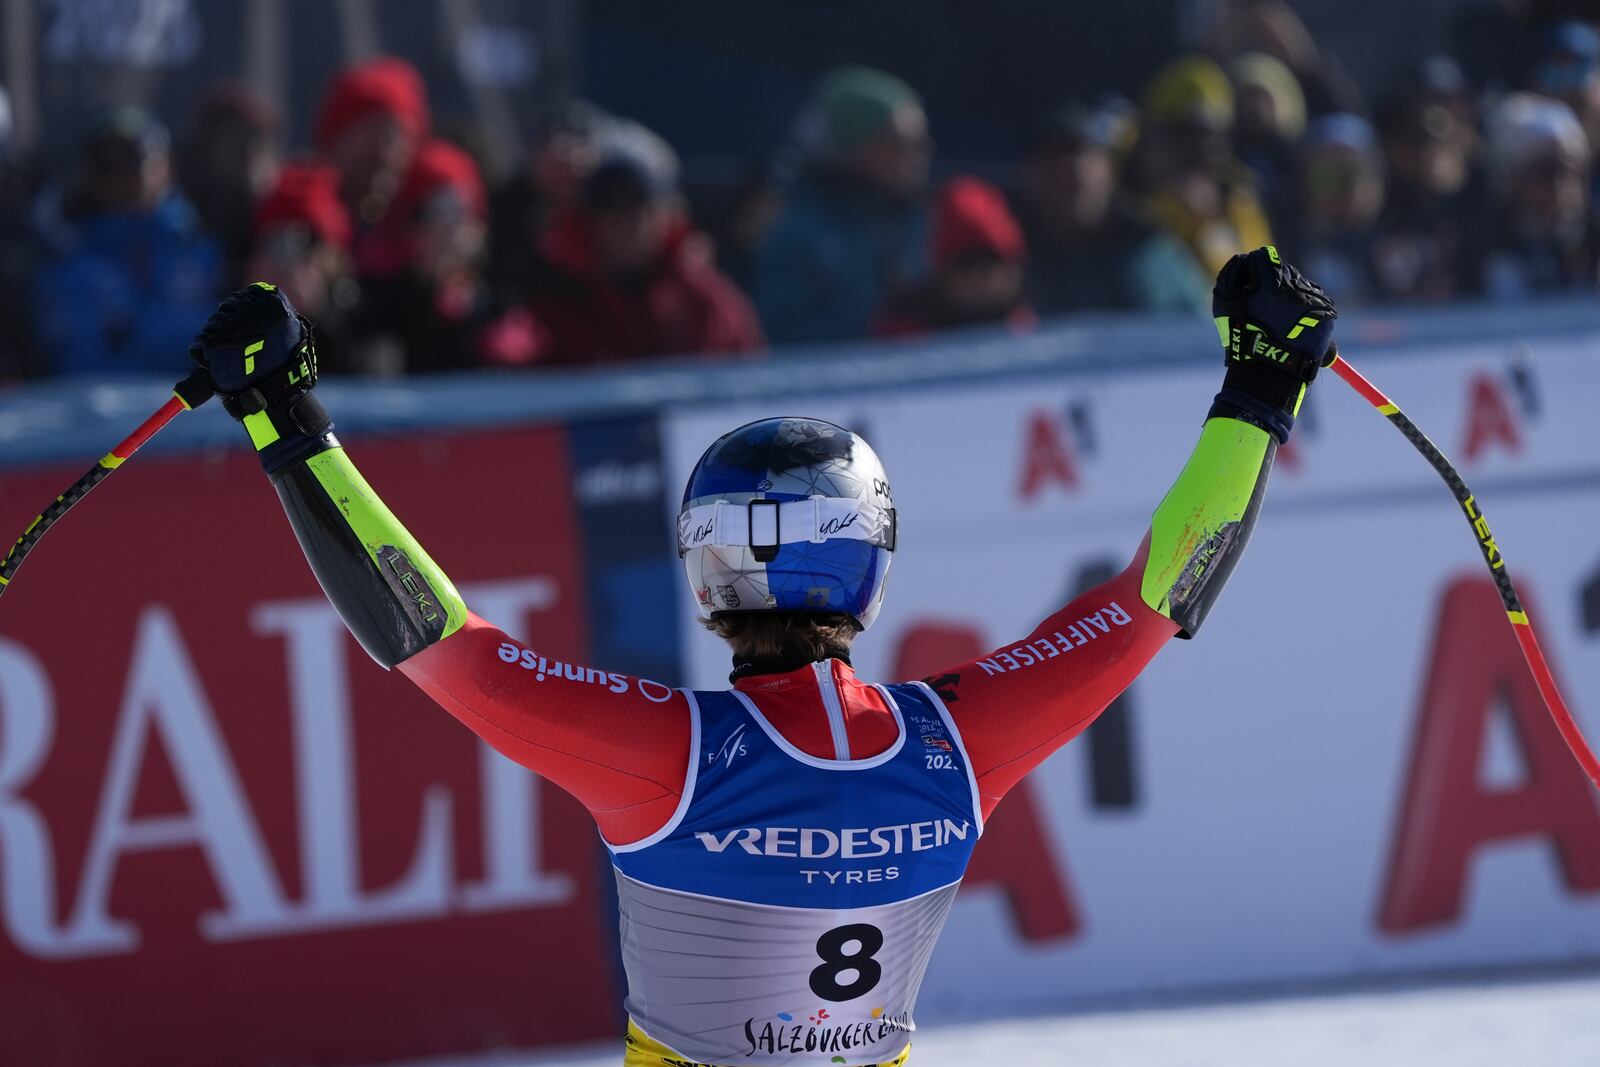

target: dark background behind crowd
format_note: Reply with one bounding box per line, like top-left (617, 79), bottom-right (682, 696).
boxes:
top-left (2, 0), bottom-right (1599, 384)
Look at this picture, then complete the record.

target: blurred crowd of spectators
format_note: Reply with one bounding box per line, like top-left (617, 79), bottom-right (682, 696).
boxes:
top-left (3, 0), bottom-right (1600, 382)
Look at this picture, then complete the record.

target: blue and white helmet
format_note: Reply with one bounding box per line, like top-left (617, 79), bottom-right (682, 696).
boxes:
top-left (679, 417), bottom-right (897, 629)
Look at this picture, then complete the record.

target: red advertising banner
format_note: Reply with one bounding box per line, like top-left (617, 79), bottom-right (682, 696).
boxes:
top-left (0, 427), bottom-right (619, 1067)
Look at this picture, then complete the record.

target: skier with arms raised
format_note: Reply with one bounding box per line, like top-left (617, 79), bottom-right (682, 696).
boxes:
top-left (191, 245), bottom-right (1335, 1066)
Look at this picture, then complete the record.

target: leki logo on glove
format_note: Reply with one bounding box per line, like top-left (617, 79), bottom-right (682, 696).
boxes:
top-left (1230, 322), bottom-right (1293, 365)
top-left (1286, 316), bottom-right (1320, 340)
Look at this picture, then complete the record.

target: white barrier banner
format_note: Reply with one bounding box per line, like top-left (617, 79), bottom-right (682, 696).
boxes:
top-left (662, 336), bottom-right (1600, 1015)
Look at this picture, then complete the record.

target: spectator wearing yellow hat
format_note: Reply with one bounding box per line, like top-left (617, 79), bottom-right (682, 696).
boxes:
top-left (1229, 52), bottom-right (1306, 224)
top-left (1129, 55), bottom-right (1274, 280)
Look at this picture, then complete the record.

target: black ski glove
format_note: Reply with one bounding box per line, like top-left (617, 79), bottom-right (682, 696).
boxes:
top-left (190, 282), bottom-right (334, 473)
top-left (1208, 245), bottom-right (1338, 443)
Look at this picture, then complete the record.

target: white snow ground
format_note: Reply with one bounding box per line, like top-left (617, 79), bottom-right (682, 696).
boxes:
top-left (475, 970), bottom-right (1600, 1067)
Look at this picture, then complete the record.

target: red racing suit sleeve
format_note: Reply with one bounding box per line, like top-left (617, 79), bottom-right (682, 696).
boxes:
top-left (937, 415), bottom-right (1279, 816)
top-left (399, 618), bottom-right (693, 844)
top-left (265, 440), bottom-right (693, 845)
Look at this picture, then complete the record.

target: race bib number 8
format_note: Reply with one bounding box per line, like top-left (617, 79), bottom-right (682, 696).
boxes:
top-left (809, 923), bottom-right (884, 1002)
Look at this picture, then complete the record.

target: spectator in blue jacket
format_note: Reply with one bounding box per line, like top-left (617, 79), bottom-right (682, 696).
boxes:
top-left (34, 109), bottom-right (220, 376)
top-left (755, 66), bottom-right (931, 346)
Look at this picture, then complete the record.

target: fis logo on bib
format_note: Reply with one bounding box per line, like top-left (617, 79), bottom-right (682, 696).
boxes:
top-left (695, 818), bottom-right (971, 859)
top-left (708, 724), bottom-right (749, 768)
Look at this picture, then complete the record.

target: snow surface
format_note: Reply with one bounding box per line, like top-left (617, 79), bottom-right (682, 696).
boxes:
top-left (471, 970), bottom-right (1600, 1067)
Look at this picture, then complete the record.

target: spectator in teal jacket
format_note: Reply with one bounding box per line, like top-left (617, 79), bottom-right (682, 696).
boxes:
top-left (755, 66), bottom-right (931, 346)
top-left (34, 109), bottom-right (220, 376)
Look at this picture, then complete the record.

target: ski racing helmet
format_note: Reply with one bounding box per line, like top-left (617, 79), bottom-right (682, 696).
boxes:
top-left (679, 417), bottom-right (897, 629)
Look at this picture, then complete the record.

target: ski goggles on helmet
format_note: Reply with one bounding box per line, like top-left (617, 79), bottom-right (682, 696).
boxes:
top-left (678, 497), bottom-right (896, 562)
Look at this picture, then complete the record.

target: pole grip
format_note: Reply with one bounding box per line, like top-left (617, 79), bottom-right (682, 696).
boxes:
top-left (173, 367), bottom-right (216, 410)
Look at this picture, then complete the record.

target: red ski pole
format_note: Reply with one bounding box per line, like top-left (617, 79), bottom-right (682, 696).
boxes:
top-left (1327, 349), bottom-right (1600, 791)
top-left (0, 369), bottom-right (214, 600)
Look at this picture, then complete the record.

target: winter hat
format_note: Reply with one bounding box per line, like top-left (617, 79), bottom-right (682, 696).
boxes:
top-left (585, 119), bottom-right (680, 206)
top-left (1229, 52), bottom-right (1307, 139)
top-left (315, 57), bottom-right (430, 150)
top-left (392, 139), bottom-right (487, 222)
top-left (931, 177), bottom-right (1025, 267)
top-left (1486, 92), bottom-right (1589, 187)
top-left (799, 65), bottom-right (923, 159)
top-left (1143, 54), bottom-right (1234, 130)
top-left (255, 163), bottom-right (352, 248)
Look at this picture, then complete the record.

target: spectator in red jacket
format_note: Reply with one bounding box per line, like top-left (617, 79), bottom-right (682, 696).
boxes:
top-left (527, 122), bottom-right (763, 365)
top-left (353, 138), bottom-right (542, 373)
top-left (245, 162), bottom-right (359, 364)
top-left (874, 176), bottom-right (1033, 337)
top-left (314, 57), bottom-right (430, 254)
top-left (489, 100), bottom-right (612, 304)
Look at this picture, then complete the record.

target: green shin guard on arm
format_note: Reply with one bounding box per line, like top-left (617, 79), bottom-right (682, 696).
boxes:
top-left (1141, 417), bottom-right (1276, 638)
top-left (271, 445), bottom-right (467, 668)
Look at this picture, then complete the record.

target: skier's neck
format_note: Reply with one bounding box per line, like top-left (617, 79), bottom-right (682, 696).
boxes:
top-left (729, 651), bottom-right (851, 684)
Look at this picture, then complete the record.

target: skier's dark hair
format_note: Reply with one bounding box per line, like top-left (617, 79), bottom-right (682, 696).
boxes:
top-left (704, 612), bottom-right (859, 663)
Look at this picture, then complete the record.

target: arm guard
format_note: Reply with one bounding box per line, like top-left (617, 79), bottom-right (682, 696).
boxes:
top-left (1140, 416), bottom-right (1276, 639)
top-left (269, 438), bottom-right (468, 668)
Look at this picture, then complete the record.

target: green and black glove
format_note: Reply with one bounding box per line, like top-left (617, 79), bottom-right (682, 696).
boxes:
top-left (189, 282), bottom-right (334, 472)
top-left (1209, 245), bottom-right (1338, 442)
